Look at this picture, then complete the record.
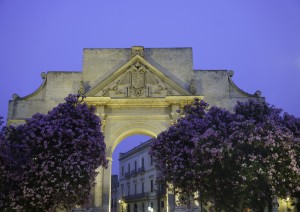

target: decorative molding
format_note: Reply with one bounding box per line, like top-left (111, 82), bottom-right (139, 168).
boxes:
top-left (84, 96), bottom-right (203, 108)
top-left (106, 114), bottom-right (170, 121)
top-left (254, 90), bottom-right (261, 97)
top-left (170, 112), bottom-right (181, 125)
top-left (131, 46), bottom-right (144, 58)
top-left (189, 78), bottom-right (197, 95)
top-left (78, 80), bottom-right (86, 96)
top-left (107, 121), bottom-right (162, 154)
top-left (228, 70), bottom-right (262, 98)
top-left (14, 72), bottom-right (47, 100)
top-left (12, 93), bottom-right (20, 100)
top-left (7, 119), bottom-right (26, 126)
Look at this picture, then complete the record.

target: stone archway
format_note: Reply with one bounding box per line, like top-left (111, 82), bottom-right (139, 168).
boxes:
top-left (7, 46), bottom-right (263, 211)
top-left (98, 123), bottom-right (160, 212)
top-left (84, 96), bottom-right (200, 211)
top-left (106, 121), bottom-right (162, 157)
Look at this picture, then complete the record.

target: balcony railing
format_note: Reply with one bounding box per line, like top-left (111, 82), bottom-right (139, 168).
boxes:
top-left (125, 172), bottom-right (130, 178)
top-left (122, 167), bottom-right (145, 179)
top-left (124, 192), bottom-right (149, 202)
top-left (131, 170), bottom-right (137, 176)
top-left (137, 166), bottom-right (145, 173)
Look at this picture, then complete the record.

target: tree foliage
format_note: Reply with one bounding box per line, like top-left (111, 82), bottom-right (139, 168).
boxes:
top-left (0, 116), bottom-right (9, 209)
top-left (0, 95), bottom-right (107, 211)
top-left (150, 99), bottom-right (300, 211)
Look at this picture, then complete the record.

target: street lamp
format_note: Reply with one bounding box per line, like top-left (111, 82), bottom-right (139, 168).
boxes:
top-left (148, 206), bottom-right (154, 212)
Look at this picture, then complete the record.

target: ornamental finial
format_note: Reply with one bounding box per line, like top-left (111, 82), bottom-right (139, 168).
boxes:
top-left (131, 46), bottom-right (144, 58)
top-left (254, 90), bottom-right (261, 97)
top-left (189, 78), bottom-right (197, 95)
top-left (78, 80), bottom-right (85, 96)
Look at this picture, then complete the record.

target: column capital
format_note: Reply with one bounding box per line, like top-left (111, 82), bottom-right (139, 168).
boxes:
top-left (106, 157), bottom-right (113, 162)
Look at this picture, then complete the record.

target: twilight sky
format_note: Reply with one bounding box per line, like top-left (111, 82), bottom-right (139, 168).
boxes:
top-left (1, 1), bottom-right (300, 174)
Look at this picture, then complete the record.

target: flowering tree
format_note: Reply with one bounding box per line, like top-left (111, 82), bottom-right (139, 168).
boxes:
top-left (150, 99), bottom-right (209, 207)
top-left (0, 116), bottom-right (9, 209)
top-left (226, 100), bottom-right (300, 211)
top-left (150, 99), bottom-right (300, 211)
top-left (192, 105), bottom-right (239, 211)
top-left (282, 112), bottom-right (300, 210)
top-left (0, 95), bottom-right (107, 211)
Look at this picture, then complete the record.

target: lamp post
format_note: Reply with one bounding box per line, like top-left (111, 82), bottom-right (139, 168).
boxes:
top-left (118, 199), bottom-right (124, 212)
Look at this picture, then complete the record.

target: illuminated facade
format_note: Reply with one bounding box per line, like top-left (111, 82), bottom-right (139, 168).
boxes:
top-left (118, 140), bottom-right (170, 212)
top-left (7, 46), bottom-right (264, 211)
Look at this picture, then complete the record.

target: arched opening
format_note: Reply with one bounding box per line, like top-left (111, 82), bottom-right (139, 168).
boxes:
top-left (112, 134), bottom-right (152, 176)
top-left (110, 134), bottom-right (153, 212)
top-left (100, 122), bottom-right (165, 211)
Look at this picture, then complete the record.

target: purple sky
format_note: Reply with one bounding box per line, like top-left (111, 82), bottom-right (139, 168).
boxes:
top-left (1, 1), bottom-right (300, 173)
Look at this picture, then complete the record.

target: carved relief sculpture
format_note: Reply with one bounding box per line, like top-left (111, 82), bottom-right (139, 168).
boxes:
top-left (97, 60), bottom-right (182, 98)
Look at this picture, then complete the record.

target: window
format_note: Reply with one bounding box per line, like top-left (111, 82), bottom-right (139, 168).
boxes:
top-left (142, 202), bottom-right (145, 212)
top-left (127, 183), bottom-right (130, 196)
top-left (150, 180), bottom-right (153, 192)
top-left (128, 163), bottom-right (131, 173)
top-left (134, 160), bottom-right (137, 172)
top-left (134, 203), bottom-right (137, 212)
top-left (142, 157), bottom-right (144, 168)
top-left (127, 204), bottom-right (130, 212)
top-left (150, 155), bottom-right (153, 166)
top-left (135, 183), bottom-right (137, 195)
top-left (122, 166), bottom-right (124, 176)
top-left (161, 201), bottom-right (164, 208)
top-left (121, 184), bottom-right (124, 197)
top-left (142, 182), bottom-right (144, 193)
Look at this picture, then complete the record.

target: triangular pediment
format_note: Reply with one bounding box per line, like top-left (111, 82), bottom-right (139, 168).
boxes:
top-left (86, 55), bottom-right (192, 98)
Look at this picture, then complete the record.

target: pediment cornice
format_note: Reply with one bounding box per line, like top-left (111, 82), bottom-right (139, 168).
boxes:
top-left (83, 96), bottom-right (203, 108)
top-left (86, 55), bottom-right (192, 98)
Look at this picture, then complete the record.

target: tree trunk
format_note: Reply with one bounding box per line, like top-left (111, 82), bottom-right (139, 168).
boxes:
top-left (271, 197), bottom-right (278, 212)
top-left (238, 195), bottom-right (245, 212)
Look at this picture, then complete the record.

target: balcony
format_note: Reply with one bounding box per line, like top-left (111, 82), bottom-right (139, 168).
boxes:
top-left (137, 166), bottom-right (145, 174)
top-left (125, 172), bottom-right (130, 178)
top-left (124, 192), bottom-right (149, 202)
top-left (123, 167), bottom-right (145, 179)
top-left (131, 170), bottom-right (137, 176)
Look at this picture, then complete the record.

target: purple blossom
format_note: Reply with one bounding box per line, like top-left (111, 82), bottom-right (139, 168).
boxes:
top-left (150, 99), bottom-right (300, 211)
top-left (0, 95), bottom-right (107, 211)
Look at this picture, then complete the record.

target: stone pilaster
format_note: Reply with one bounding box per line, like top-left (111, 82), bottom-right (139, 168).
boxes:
top-left (102, 157), bottom-right (112, 212)
top-left (94, 166), bottom-right (103, 210)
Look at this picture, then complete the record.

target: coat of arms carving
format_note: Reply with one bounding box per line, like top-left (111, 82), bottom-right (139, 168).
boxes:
top-left (87, 56), bottom-right (191, 98)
